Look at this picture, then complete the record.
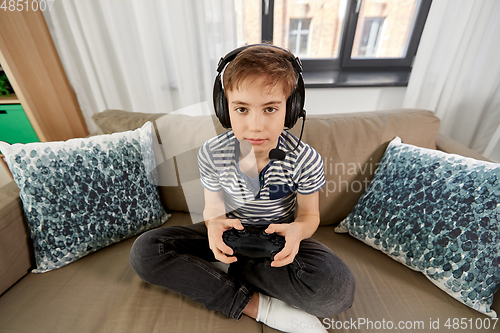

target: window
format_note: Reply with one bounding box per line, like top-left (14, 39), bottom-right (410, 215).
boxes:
top-left (288, 18), bottom-right (312, 56)
top-left (355, 17), bottom-right (385, 57)
top-left (234, 0), bottom-right (432, 87)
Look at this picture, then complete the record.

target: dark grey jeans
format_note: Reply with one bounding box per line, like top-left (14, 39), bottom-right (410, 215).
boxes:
top-left (129, 222), bottom-right (355, 320)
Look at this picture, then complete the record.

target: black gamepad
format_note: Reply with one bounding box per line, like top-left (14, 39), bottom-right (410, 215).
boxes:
top-left (222, 224), bottom-right (286, 260)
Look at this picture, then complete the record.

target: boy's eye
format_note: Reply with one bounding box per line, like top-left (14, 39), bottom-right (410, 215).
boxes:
top-left (265, 107), bottom-right (277, 113)
top-left (235, 107), bottom-right (248, 114)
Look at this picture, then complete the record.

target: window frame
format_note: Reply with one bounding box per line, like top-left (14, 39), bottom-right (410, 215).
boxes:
top-left (260, 0), bottom-right (433, 86)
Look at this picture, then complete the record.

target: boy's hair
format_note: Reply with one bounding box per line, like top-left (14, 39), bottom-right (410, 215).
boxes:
top-left (222, 44), bottom-right (297, 98)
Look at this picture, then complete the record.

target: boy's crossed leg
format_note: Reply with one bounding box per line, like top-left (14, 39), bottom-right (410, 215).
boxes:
top-left (129, 222), bottom-right (354, 332)
top-left (230, 237), bottom-right (355, 332)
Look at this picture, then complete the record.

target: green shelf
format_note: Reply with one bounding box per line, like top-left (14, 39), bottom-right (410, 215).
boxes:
top-left (0, 104), bottom-right (40, 150)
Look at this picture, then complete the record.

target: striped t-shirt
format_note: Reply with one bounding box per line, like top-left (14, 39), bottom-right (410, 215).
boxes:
top-left (198, 130), bottom-right (325, 225)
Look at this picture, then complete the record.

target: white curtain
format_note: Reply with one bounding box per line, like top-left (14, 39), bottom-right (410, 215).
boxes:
top-left (43, 0), bottom-right (237, 133)
top-left (403, 0), bottom-right (500, 160)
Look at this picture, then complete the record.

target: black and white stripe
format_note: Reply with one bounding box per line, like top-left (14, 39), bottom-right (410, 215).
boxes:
top-left (198, 130), bottom-right (325, 225)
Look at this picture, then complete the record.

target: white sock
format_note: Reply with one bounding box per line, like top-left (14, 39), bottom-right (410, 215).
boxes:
top-left (256, 293), bottom-right (327, 333)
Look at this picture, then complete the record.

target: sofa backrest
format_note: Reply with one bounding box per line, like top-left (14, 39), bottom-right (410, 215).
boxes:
top-left (0, 181), bottom-right (34, 295)
top-left (288, 109), bottom-right (440, 225)
top-left (92, 108), bottom-right (440, 226)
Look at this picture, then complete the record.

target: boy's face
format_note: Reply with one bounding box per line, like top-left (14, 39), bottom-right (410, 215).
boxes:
top-left (226, 76), bottom-right (287, 159)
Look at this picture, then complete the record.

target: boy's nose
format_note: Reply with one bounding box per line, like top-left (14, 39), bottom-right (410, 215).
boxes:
top-left (248, 112), bottom-right (264, 131)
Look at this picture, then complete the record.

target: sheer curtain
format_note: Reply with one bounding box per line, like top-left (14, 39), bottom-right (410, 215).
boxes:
top-left (403, 0), bottom-right (500, 161)
top-left (43, 0), bottom-right (237, 133)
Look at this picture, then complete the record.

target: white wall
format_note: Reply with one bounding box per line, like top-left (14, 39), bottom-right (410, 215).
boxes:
top-left (0, 87), bottom-right (408, 188)
top-left (305, 86), bottom-right (407, 115)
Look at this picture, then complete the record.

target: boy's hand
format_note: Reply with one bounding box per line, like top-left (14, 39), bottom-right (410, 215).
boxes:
top-left (264, 223), bottom-right (303, 267)
top-left (206, 218), bottom-right (244, 264)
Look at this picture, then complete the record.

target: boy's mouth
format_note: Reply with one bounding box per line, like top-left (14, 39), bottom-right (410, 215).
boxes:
top-left (246, 138), bottom-right (267, 145)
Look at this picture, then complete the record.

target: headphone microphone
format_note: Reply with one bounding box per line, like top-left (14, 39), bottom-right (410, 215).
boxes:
top-left (268, 148), bottom-right (287, 161)
top-left (269, 109), bottom-right (306, 161)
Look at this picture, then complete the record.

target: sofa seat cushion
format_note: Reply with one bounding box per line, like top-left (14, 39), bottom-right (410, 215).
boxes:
top-left (0, 212), bottom-right (261, 333)
top-left (2, 214), bottom-right (498, 332)
top-left (313, 227), bottom-right (500, 330)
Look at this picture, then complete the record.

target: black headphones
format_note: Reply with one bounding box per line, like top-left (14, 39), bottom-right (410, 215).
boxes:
top-left (213, 44), bottom-right (306, 130)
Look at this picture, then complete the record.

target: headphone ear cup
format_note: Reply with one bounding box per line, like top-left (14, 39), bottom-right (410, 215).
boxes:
top-left (219, 92), bottom-right (230, 128)
top-left (213, 75), bottom-right (231, 128)
top-left (285, 73), bottom-right (305, 129)
top-left (285, 91), bottom-right (295, 129)
top-left (285, 89), bottom-right (302, 129)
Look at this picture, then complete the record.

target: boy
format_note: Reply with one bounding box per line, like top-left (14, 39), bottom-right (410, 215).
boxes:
top-left (130, 44), bottom-right (355, 333)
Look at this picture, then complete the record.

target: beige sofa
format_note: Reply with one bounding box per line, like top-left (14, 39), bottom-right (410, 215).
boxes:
top-left (1, 109), bottom-right (498, 333)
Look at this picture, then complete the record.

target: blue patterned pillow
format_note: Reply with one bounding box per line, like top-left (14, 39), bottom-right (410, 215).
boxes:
top-left (336, 137), bottom-right (500, 317)
top-left (0, 122), bottom-right (169, 273)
